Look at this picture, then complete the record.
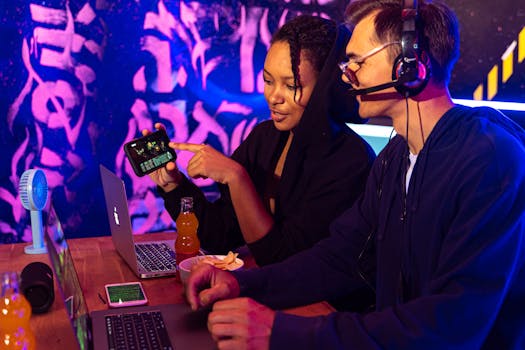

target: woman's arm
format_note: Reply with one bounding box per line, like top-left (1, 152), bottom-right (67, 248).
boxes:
top-left (170, 142), bottom-right (274, 244)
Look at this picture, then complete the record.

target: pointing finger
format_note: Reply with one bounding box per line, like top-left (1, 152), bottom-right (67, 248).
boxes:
top-left (170, 142), bottom-right (205, 153)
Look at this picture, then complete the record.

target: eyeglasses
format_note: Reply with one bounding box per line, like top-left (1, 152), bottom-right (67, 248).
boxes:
top-left (338, 41), bottom-right (401, 86)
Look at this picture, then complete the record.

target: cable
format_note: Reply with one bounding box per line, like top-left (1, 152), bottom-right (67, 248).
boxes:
top-left (417, 101), bottom-right (425, 146)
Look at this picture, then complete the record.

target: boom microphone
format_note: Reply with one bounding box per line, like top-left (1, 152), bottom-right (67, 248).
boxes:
top-left (347, 73), bottom-right (414, 96)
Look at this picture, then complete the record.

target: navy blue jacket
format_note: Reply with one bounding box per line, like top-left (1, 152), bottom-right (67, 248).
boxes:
top-left (234, 105), bottom-right (525, 349)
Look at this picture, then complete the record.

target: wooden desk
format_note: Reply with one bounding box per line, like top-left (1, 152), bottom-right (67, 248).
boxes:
top-left (0, 233), bottom-right (334, 349)
top-left (0, 242), bottom-right (78, 348)
top-left (67, 233), bottom-right (334, 317)
top-left (67, 233), bottom-right (187, 313)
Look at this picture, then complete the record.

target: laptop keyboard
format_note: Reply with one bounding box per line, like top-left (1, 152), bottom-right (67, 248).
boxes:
top-left (135, 243), bottom-right (177, 272)
top-left (105, 310), bottom-right (173, 350)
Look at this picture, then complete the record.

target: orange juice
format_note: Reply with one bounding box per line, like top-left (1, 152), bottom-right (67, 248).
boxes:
top-left (175, 197), bottom-right (200, 264)
top-left (1, 272), bottom-right (35, 350)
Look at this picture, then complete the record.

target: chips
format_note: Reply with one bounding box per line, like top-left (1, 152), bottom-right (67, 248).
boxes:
top-left (199, 251), bottom-right (240, 271)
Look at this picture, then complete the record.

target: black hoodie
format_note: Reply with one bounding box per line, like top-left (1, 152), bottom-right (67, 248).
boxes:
top-left (161, 24), bottom-right (375, 266)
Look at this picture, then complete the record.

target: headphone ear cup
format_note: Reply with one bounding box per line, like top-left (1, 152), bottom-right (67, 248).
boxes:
top-left (392, 53), bottom-right (405, 80)
top-left (392, 51), bottom-right (430, 97)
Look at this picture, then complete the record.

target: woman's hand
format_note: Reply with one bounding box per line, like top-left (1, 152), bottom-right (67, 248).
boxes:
top-left (141, 123), bottom-right (183, 192)
top-left (170, 142), bottom-right (245, 185)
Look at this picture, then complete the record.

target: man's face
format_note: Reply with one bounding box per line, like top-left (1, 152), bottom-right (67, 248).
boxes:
top-left (343, 13), bottom-right (404, 119)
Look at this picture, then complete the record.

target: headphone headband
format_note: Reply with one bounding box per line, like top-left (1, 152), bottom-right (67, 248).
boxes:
top-left (393, 0), bottom-right (430, 97)
top-left (400, 0), bottom-right (419, 79)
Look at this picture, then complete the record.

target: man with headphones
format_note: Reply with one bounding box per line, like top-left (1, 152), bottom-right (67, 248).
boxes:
top-left (184, 1), bottom-right (525, 349)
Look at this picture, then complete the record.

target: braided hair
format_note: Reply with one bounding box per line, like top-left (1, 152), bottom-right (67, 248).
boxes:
top-left (271, 15), bottom-right (337, 101)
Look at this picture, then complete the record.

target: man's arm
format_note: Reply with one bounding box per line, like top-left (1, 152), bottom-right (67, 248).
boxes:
top-left (270, 141), bottom-right (525, 349)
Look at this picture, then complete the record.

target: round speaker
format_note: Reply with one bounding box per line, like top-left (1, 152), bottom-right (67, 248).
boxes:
top-left (392, 51), bottom-right (431, 97)
top-left (20, 262), bottom-right (55, 314)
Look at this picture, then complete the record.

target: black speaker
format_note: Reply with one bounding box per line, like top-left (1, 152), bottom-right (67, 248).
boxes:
top-left (20, 262), bottom-right (54, 314)
top-left (392, 0), bottom-right (430, 97)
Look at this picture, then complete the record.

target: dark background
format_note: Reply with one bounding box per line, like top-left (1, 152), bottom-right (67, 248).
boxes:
top-left (1, 0), bottom-right (524, 243)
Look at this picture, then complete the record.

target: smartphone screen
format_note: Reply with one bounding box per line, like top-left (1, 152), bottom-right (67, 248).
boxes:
top-left (105, 282), bottom-right (147, 307)
top-left (123, 129), bottom-right (176, 177)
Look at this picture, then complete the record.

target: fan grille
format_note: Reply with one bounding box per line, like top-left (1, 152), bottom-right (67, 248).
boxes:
top-left (19, 169), bottom-right (48, 210)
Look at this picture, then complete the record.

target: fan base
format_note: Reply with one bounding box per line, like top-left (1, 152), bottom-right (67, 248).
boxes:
top-left (24, 244), bottom-right (47, 255)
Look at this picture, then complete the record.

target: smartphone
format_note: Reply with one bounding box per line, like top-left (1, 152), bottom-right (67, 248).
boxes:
top-left (123, 129), bottom-right (176, 177)
top-left (104, 282), bottom-right (148, 308)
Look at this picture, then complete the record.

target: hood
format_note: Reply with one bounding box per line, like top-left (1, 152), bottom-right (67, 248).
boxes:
top-left (404, 105), bottom-right (525, 212)
top-left (290, 24), bottom-right (362, 152)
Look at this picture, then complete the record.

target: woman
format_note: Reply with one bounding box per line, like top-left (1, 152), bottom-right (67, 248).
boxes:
top-left (148, 15), bottom-right (375, 266)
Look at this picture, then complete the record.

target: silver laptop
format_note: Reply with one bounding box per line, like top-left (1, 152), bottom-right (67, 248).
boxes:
top-left (44, 204), bottom-right (215, 350)
top-left (99, 164), bottom-right (177, 278)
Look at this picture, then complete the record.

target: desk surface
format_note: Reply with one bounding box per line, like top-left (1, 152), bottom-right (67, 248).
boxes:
top-left (0, 240), bottom-right (77, 348)
top-left (0, 233), bottom-right (334, 348)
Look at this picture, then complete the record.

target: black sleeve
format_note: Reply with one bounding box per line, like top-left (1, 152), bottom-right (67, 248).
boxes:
top-left (246, 135), bottom-right (375, 266)
top-left (159, 122), bottom-right (275, 253)
top-left (159, 174), bottom-right (245, 253)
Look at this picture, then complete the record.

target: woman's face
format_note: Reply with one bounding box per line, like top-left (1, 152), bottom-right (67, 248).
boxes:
top-left (263, 41), bottom-right (319, 132)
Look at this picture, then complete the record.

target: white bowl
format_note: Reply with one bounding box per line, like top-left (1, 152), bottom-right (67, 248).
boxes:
top-left (178, 254), bottom-right (244, 285)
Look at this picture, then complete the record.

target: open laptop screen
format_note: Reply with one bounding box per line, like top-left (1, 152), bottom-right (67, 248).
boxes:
top-left (45, 205), bottom-right (91, 350)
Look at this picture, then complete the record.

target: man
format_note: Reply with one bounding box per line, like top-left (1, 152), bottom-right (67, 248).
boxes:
top-left (186, 0), bottom-right (525, 349)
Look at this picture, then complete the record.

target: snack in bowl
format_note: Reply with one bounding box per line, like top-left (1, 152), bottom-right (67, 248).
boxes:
top-left (178, 251), bottom-right (244, 285)
top-left (199, 251), bottom-right (241, 270)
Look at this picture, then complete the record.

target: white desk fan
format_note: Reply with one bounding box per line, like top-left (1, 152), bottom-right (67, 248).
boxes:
top-left (19, 169), bottom-right (48, 254)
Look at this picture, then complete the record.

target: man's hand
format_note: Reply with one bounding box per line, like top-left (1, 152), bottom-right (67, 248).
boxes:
top-left (185, 263), bottom-right (241, 310)
top-left (208, 298), bottom-right (276, 350)
top-left (185, 264), bottom-right (275, 349)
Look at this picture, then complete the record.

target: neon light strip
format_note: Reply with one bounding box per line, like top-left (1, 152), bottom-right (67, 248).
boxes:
top-left (348, 99), bottom-right (525, 138)
top-left (452, 99), bottom-right (525, 112)
top-left (348, 123), bottom-right (394, 137)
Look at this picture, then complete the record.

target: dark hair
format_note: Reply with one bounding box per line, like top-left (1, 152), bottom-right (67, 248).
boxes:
top-left (271, 15), bottom-right (337, 96)
top-left (344, 0), bottom-right (460, 84)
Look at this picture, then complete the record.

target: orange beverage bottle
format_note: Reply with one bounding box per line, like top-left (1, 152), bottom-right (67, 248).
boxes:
top-left (0, 271), bottom-right (35, 350)
top-left (175, 197), bottom-right (200, 265)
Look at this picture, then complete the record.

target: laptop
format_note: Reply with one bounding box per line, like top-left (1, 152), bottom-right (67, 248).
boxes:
top-left (99, 164), bottom-right (177, 278)
top-left (44, 204), bottom-right (215, 350)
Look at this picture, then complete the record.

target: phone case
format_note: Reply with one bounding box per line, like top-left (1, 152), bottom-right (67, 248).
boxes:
top-left (123, 129), bottom-right (176, 177)
top-left (105, 282), bottom-right (148, 308)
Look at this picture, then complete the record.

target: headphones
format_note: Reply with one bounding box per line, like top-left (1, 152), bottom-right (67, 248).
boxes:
top-left (392, 0), bottom-right (430, 97)
top-left (348, 0), bottom-right (431, 96)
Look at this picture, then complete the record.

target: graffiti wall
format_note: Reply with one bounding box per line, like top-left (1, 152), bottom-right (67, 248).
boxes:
top-left (1, 0), bottom-right (524, 243)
